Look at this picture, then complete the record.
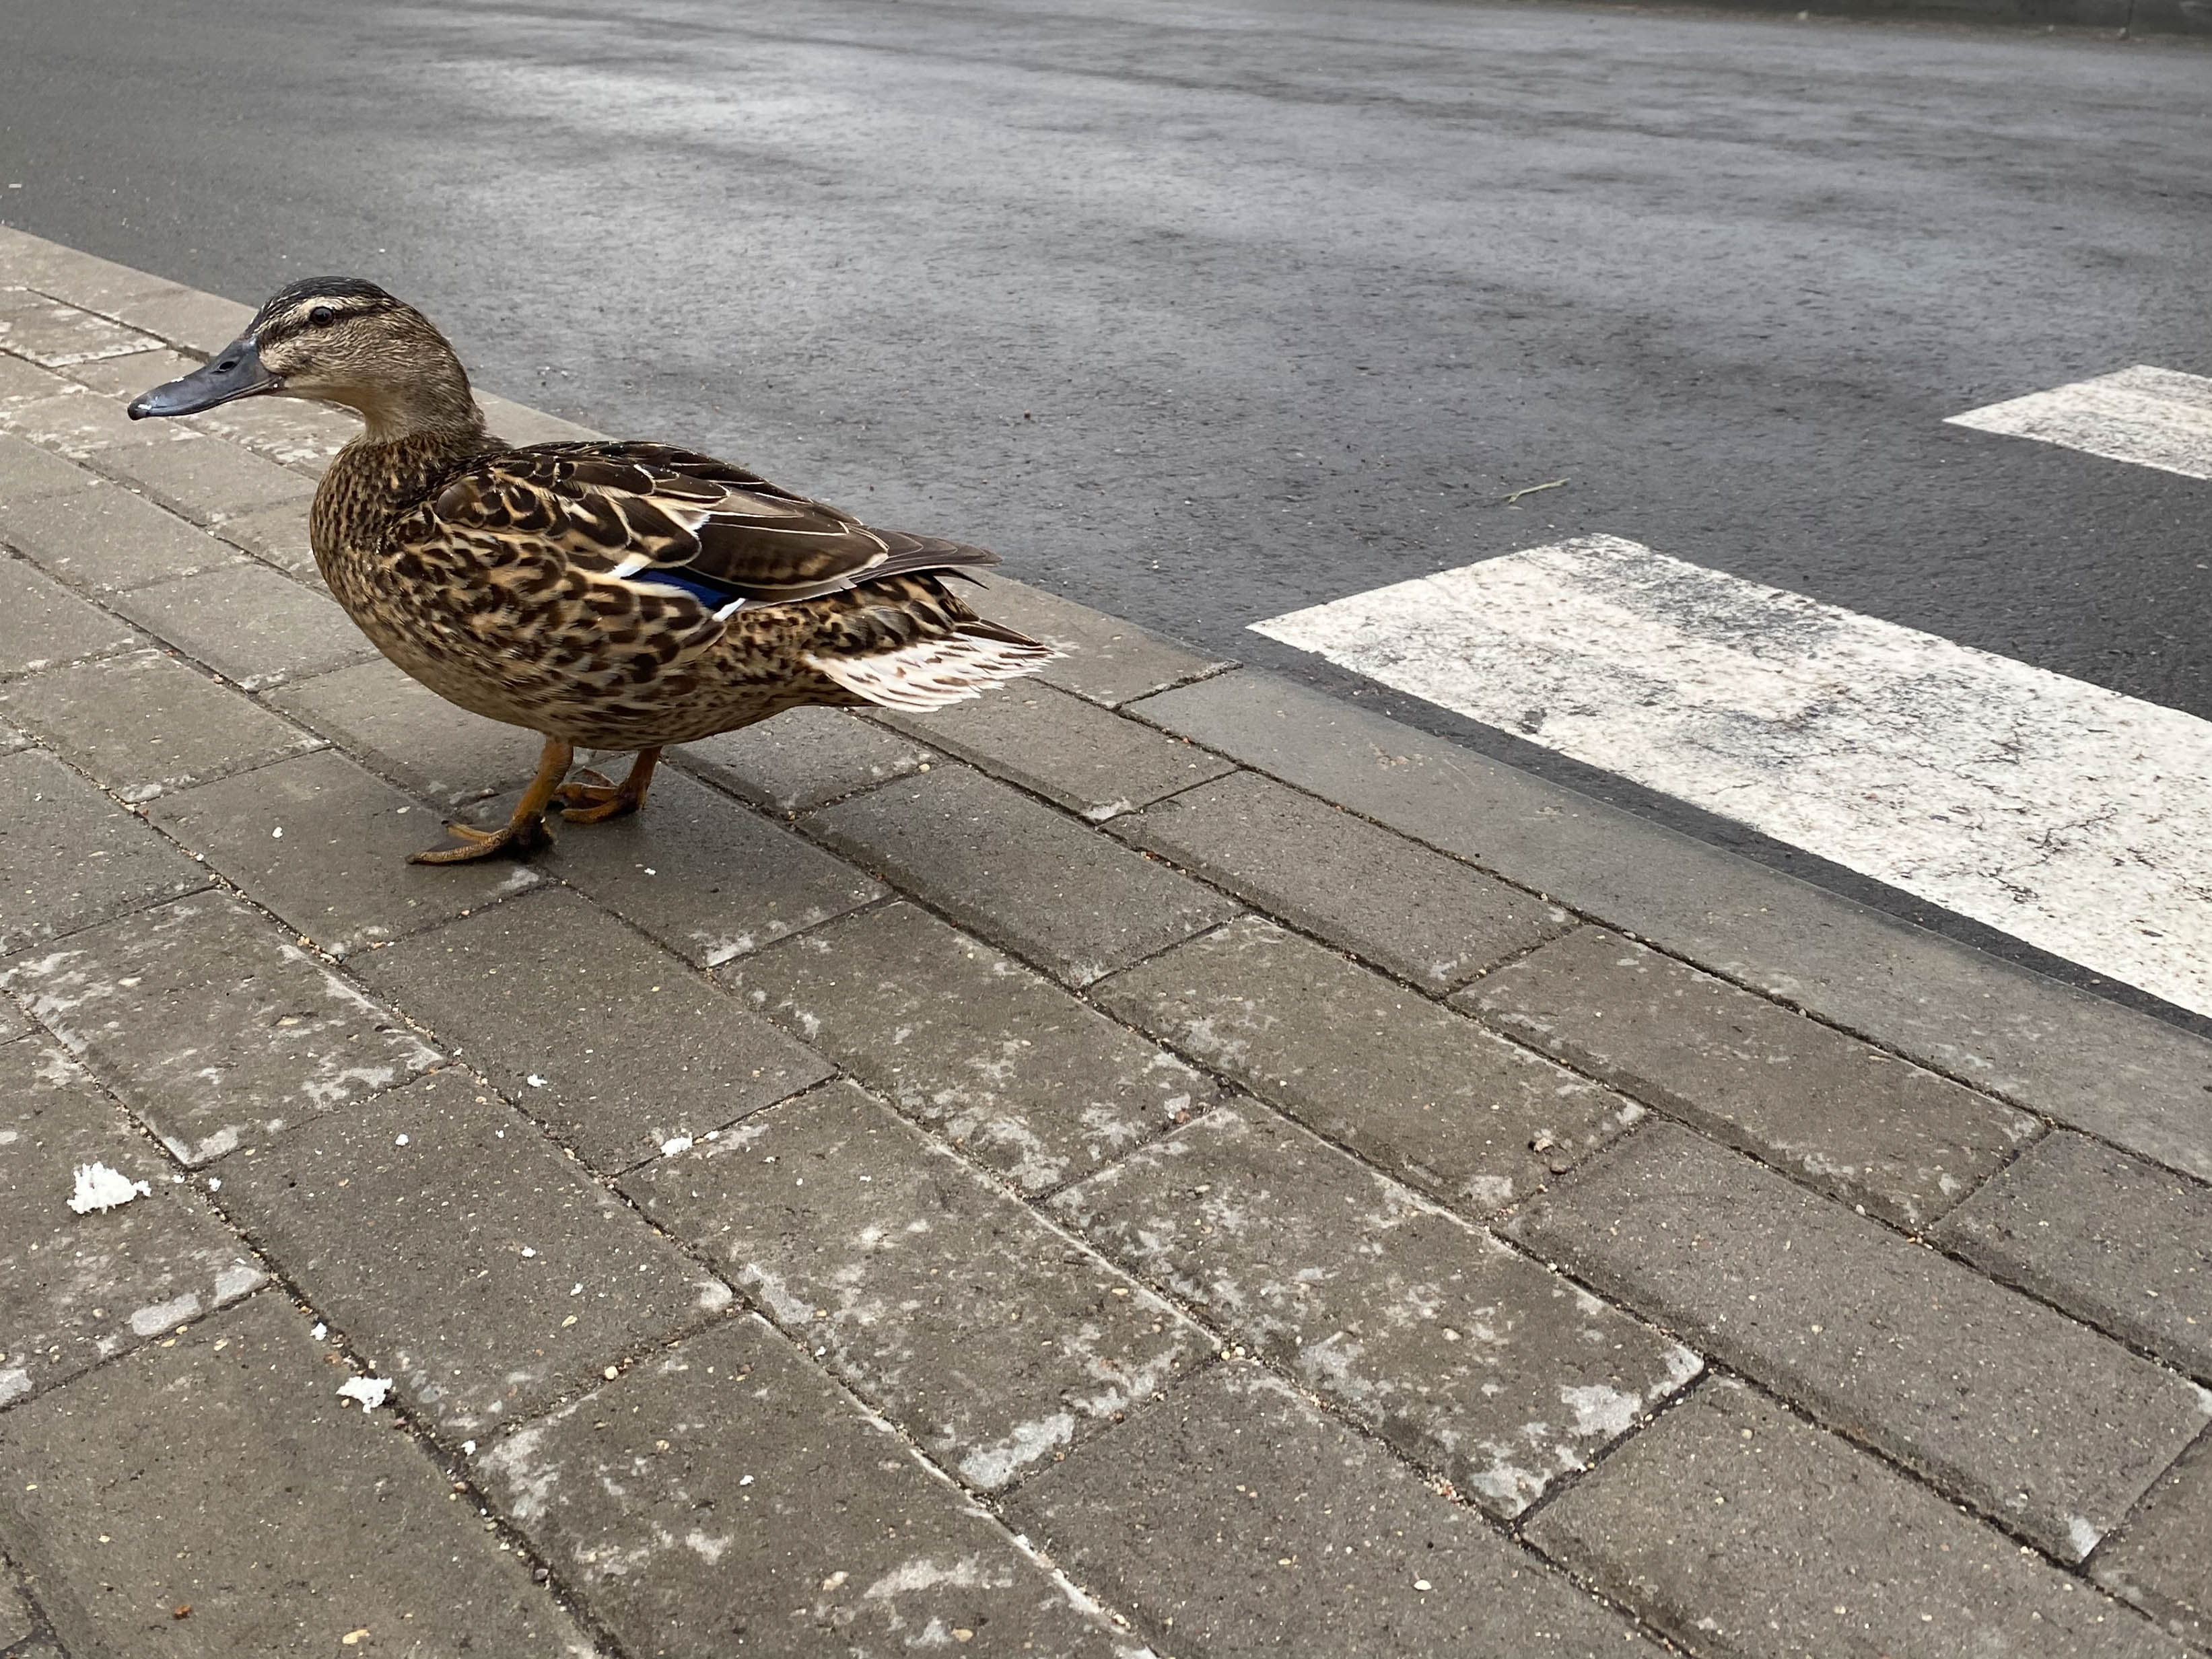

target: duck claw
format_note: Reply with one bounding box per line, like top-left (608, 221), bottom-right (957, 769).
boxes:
top-left (409, 813), bottom-right (555, 863)
top-left (554, 784), bottom-right (640, 825)
top-left (554, 760), bottom-right (652, 824)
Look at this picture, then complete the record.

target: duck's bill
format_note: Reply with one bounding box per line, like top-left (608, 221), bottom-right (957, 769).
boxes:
top-left (127, 337), bottom-right (277, 419)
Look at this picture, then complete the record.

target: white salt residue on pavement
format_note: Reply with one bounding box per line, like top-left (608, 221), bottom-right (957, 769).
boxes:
top-left (337, 1376), bottom-right (393, 1412)
top-left (68, 1162), bottom-right (151, 1213)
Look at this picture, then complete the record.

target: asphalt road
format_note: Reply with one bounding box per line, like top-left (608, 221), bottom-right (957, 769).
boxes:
top-left (3, 0), bottom-right (2207, 1009)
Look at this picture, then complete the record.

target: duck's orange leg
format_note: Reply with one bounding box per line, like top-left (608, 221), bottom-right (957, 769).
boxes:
top-left (554, 747), bottom-right (662, 824)
top-left (411, 736), bottom-right (574, 864)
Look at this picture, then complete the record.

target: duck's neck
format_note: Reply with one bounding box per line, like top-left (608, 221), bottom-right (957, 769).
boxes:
top-left (311, 418), bottom-right (499, 567)
top-left (345, 361), bottom-right (487, 448)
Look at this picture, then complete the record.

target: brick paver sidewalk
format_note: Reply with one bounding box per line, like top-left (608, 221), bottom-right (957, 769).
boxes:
top-left (1, 225), bottom-right (2209, 1658)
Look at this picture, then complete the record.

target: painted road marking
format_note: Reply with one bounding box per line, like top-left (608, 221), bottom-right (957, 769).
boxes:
top-left (1252, 536), bottom-right (2212, 1018)
top-left (1947, 365), bottom-right (2212, 479)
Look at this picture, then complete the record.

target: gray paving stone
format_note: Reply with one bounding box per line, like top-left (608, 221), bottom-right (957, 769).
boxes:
top-left (106, 285), bottom-right (255, 355)
top-left (184, 396), bottom-right (354, 472)
top-left (0, 750), bottom-right (208, 956)
top-left (0, 560), bottom-right (141, 678)
top-left (726, 900), bottom-right (1210, 1194)
top-left (0, 1569), bottom-right (32, 1650)
top-left (476, 1314), bottom-right (1121, 1659)
top-left (357, 888), bottom-right (831, 1172)
top-left (978, 575), bottom-right (1232, 707)
top-left (0, 1039), bottom-right (265, 1409)
top-left (0, 650), bottom-right (318, 802)
top-left (60, 343), bottom-right (195, 397)
top-left (806, 763), bottom-right (1239, 986)
top-left (1931, 1132), bottom-right (2212, 1381)
top-left (624, 1079), bottom-right (1203, 1490)
top-left (1508, 1121), bottom-right (2212, 1562)
top-left (878, 681), bottom-right (1234, 821)
top-left (147, 748), bottom-right (540, 958)
top-left (1468, 927), bottom-right (2041, 1228)
top-left (0, 352), bottom-right (74, 406)
top-left (1134, 669), bottom-right (2212, 1183)
top-left (2097, 1438), bottom-right (2212, 1648)
top-left (0, 233), bottom-right (177, 314)
top-left (1050, 1103), bottom-right (1700, 1516)
top-left (206, 497), bottom-right (318, 579)
top-left (266, 656), bottom-right (537, 805)
top-left (0, 892), bottom-right (438, 1167)
top-left (536, 766), bottom-right (882, 968)
top-left (0, 303), bottom-right (158, 368)
top-left (0, 433), bottom-right (92, 501)
top-left (673, 703), bottom-right (934, 813)
top-left (1528, 1376), bottom-right (2183, 1659)
top-left (0, 1292), bottom-right (595, 1659)
top-left (0, 482), bottom-right (244, 593)
top-left (1115, 769), bottom-right (1571, 990)
top-left (218, 1071), bottom-right (732, 1436)
top-left (0, 387), bottom-right (195, 459)
top-left (108, 563), bottom-right (372, 690)
top-left (1095, 916), bottom-right (1642, 1217)
top-left (1005, 1361), bottom-right (1660, 1656)
top-left (90, 431), bottom-right (316, 527)
top-left (477, 390), bottom-right (604, 445)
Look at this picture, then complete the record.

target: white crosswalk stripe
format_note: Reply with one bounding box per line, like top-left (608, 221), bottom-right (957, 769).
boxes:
top-left (1253, 536), bottom-right (2212, 1018)
top-left (1947, 365), bottom-right (2212, 479)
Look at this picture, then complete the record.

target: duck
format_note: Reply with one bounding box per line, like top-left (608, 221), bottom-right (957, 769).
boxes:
top-left (127, 277), bottom-right (1049, 863)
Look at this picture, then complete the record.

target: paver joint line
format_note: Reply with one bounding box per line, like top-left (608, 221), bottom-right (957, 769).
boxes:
top-left (5, 224), bottom-right (2212, 1659)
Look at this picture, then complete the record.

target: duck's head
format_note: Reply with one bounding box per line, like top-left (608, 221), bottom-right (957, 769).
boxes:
top-left (129, 277), bottom-right (482, 440)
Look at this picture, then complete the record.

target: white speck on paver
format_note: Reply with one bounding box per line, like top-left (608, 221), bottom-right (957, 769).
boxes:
top-left (68, 1162), bottom-right (150, 1213)
top-left (571, 1283), bottom-right (583, 1296)
top-left (337, 1376), bottom-right (392, 1412)
top-left (738, 1474), bottom-right (753, 1485)
top-left (520, 1246), bottom-right (537, 1259)
top-left (215, 1263), bottom-right (265, 1300)
top-left (862, 1555), bottom-right (1004, 1599)
top-left (957, 1413), bottom-right (1077, 1489)
top-left (1558, 1383), bottom-right (1642, 1441)
top-left (462, 1439), bottom-right (477, 1455)
top-left (2066, 1516), bottom-right (2102, 1557)
top-left (205, 1176), bottom-right (221, 1192)
top-left (660, 1135), bottom-right (693, 1158)
top-left (1414, 1578), bottom-right (1432, 1592)
top-left (271, 826), bottom-right (283, 839)
top-left (526, 1075), bottom-right (547, 1088)
top-left (312, 1324), bottom-right (328, 1340)
top-left (394, 1134), bottom-right (409, 1146)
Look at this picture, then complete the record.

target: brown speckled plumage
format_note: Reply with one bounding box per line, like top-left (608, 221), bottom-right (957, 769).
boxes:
top-left (308, 432), bottom-right (1033, 750)
top-left (131, 277), bottom-right (1049, 859)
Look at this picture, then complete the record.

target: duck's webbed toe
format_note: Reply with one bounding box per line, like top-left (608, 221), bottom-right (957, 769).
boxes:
top-left (553, 749), bottom-right (661, 824)
top-left (409, 814), bottom-right (556, 864)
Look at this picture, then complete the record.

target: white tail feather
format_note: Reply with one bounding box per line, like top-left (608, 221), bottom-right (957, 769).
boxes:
top-left (805, 631), bottom-right (1055, 712)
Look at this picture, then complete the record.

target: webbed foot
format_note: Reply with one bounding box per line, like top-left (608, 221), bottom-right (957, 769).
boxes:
top-left (409, 814), bottom-right (555, 864)
top-left (406, 734), bottom-right (574, 866)
top-left (554, 748), bottom-right (661, 824)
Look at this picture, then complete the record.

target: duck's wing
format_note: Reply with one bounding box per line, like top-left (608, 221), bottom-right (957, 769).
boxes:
top-left (411, 439), bottom-right (998, 612)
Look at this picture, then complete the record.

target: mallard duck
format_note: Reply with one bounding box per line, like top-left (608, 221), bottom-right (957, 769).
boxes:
top-left (127, 277), bottom-right (1049, 862)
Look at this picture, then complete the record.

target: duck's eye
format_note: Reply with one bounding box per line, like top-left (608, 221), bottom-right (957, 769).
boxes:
top-left (309, 306), bottom-right (335, 326)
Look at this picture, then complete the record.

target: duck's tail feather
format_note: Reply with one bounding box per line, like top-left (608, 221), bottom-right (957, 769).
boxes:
top-left (805, 625), bottom-right (1055, 713)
